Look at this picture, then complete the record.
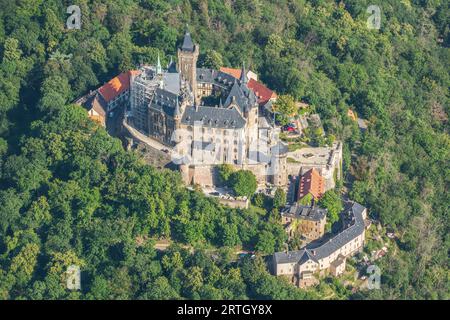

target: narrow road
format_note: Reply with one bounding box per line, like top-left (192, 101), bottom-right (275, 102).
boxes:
top-left (123, 119), bottom-right (174, 156)
top-left (153, 239), bottom-right (252, 256)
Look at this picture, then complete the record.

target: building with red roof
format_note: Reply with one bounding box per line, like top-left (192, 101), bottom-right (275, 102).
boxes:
top-left (98, 70), bottom-right (140, 111)
top-left (219, 67), bottom-right (276, 106)
top-left (297, 168), bottom-right (325, 203)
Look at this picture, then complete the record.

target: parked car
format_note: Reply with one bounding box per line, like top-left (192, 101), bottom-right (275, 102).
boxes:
top-left (283, 124), bottom-right (296, 132)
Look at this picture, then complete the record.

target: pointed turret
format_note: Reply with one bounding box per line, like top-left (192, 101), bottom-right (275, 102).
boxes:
top-left (181, 28), bottom-right (194, 52)
top-left (167, 56), bottom-right (177, 73)
top-left (156, 53), bottom-right (162, 74)
top-left (240, 62), bottom-right (248, 84)
top-left (174, 96), bottom-right (182, 119)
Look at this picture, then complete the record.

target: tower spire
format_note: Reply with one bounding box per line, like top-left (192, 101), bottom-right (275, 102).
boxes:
top-left (240, 61), bottom-right (248, 84)
top-left (156, 53), bottom-right (162, 74)
top-left (174, 96), bottom-right (182, 118)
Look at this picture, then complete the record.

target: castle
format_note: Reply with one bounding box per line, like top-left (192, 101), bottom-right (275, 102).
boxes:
top-left (74, 31), bottom-right (366, 288)
top-left (126, 31), bottom-right (288, 187)
top-left (76, 31), bottom-right (342, 195)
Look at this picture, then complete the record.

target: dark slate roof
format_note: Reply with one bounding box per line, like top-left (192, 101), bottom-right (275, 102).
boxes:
top-left (282, 204), bottom-right (327, 222)
top-left (150, 87), bottom-right (180, 117)
top-left (197, 68), bottom-right (216, 83)
top-left (224, 80), bottom-right (257, 114)
top-left (274, 201), bottom-right (366, 264)
top-left (162, 72), bottom-right (181, 95)
top-left (167, 59), bottom-right (177, 73)
top-left (274, 249), bottom-right (318, 265)
top-left (195, 67), bottom-right (258, 115)
top-left (181, 105), bottom-right (246, 129)
top-left (215, 71), bottom-right (237, 87)
top-left (274, 249), bottom-right (307, 265)
top-left (181, 32), bottom-right (194, 52)
top-left (239, 81), bottom-right (257, 107)
top-left (196, 69), bottom-right (235, 89)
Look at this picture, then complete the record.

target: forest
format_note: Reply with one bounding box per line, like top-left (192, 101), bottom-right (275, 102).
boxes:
top-left (0, 0), bottom-right (448, 299)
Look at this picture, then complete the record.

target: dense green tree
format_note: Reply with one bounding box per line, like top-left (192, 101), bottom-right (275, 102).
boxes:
top-left (273, 94), bottom-right (297, 125)
top-left (229, 170), bottom-right (257, 198)
top-left (217, 163), bottom-right (234, 186)
top-left (255, 230), bottom-right (276, 255)
top-left (273, 188), bottom-right (287, 209)
top-left (318, 190), bottom-right (343, 225)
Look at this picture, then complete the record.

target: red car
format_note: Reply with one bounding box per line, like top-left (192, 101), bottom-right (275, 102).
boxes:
top-left (284, 125), bottom-right (296, 132)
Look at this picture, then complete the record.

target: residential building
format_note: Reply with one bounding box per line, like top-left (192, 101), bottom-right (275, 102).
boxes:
top-left (297, 168), bottom-right (325, 203)
top-left (281, 204), bottom-right (327, 240)
top-left (273, 201), bottom-right (367, 288)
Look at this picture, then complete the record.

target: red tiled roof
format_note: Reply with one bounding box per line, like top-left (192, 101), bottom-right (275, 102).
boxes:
top-left (298, 168), bottom-right (325, 201)
top-left (248, 78), bottom-right (277, 105)
top-left (219, 67), bottom-right (276, 105)
top-left (219, 67), bottom-right (242, 79)
top-left (98, 70), bottom-right (140, 103)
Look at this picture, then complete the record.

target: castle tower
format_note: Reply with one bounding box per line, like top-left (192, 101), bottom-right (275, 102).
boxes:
top-left (177, 30), bottom-right (199, 104)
